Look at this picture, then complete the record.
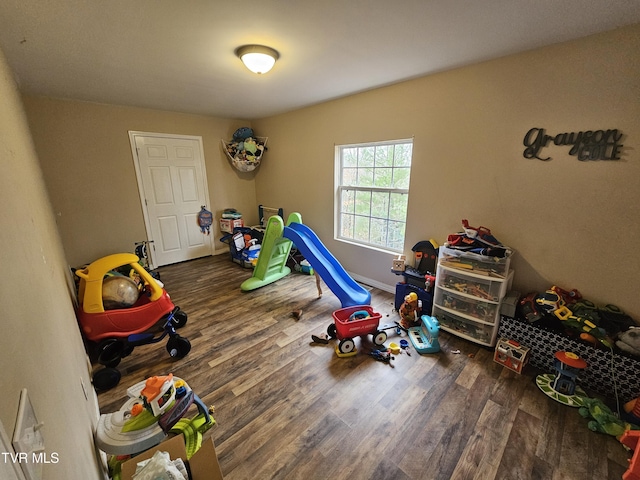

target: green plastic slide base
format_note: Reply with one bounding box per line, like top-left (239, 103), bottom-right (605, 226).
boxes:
top-left (240, 212), bottom-right (302, 292)
top-left (241, 266), bottom-right (292, 291)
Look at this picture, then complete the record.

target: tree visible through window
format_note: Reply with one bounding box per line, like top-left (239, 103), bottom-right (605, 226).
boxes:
top-left (336, 139), bottom-right (413, 252)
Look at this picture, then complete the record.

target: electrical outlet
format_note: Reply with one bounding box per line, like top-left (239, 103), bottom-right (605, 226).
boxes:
top-left (12, 389), bottom-right (44, 480)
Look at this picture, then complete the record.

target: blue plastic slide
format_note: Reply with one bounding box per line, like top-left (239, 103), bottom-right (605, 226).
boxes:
top-left (283, 222), bottom-right (371, 308)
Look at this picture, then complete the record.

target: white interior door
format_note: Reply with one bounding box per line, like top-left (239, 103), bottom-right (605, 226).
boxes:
top-left (130, 132), bottom-right (213, 267)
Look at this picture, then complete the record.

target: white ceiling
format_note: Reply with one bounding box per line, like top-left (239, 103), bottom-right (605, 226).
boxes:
top-left (1, 1), bottom-right (639, 120)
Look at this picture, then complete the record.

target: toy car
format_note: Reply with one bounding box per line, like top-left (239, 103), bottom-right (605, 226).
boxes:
top-left (536, 289), bottom-right (565, 313)
top-left (519, 292), bottom-right (543, 323)
top-left (75, 253), bottom-right (191, 372)
top-left (326, 305), bottom-right (385, 356)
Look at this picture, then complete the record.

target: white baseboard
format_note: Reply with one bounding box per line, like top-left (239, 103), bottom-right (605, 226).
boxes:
top-left (349, 272), bottom-right (395, 294)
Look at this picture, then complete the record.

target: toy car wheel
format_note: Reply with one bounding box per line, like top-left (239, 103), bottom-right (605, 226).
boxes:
top-left (338, 338), bottom-right (355, 354)
top-left (327, 323), bottom-right (337, 339)
top-left (96, 339), bottom-right (124, 368)
top-left (372, 330), bottom-right (387, 346)
top-left (166, 336), bottom-right (191, 358)
top-left (172, 310), bottom-right (188, 329)
top-left (92, 367), bottom-right (121, 391)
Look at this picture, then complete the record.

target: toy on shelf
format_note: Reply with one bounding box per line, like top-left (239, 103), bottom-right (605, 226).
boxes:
top-left (96, 374), bottom-right (215, 460)
top-left (536, 351), bottom-right (588, 407)
top-left (326, 305), bottom-right (384, 357)
top-left (408, 314), bottom-right (440, 354)
top-left (446, 219), bottom-right (510, 259)
top-left (493, 338), bottom-right (529, 374)
top-left (554, 305), bottom-right (613, 348)
top-left (391, 254), bottom-right (406, 273)
top-left (75, 253), bottom-right (191, 389)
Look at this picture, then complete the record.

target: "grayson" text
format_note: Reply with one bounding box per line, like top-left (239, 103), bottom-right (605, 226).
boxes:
top-left (522, 127), bottom-right (623, 161)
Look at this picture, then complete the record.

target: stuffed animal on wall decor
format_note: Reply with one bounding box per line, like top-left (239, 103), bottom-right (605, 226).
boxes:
top-left (616, 327), bottom-right (640, 357)
top-left (399, 292), bottom-right (421, 329)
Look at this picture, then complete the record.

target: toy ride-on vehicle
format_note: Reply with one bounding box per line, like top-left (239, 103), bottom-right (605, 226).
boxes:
top-left (75, 253), bottom-right (191, 385)
top-left (326, 305), bottom-right (384, 357)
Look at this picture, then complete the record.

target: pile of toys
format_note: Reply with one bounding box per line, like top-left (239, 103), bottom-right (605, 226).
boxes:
top-left (446, 219), bottom-right (511, 258)
top-left (219, 226), bottom-right (263, 268)
top-left (223, 127), bottom-right (267, 172)
top-left (97, 374), bottom-right (215, 479)
top-left (518, 285), bottom-right (638, 356)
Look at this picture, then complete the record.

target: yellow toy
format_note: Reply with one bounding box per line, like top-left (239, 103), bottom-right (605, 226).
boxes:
top-left (399, 292), bottom-right (421, 329)
top-left (75, 253), bottom-right (191, 389)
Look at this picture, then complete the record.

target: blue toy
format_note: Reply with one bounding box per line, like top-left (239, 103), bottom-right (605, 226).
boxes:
top-left (408, 314), bottom-right (440, 354)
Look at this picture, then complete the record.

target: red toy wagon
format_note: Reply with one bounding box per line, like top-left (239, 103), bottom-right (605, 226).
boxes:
top-left (326, 305), bottom-right (385, 356)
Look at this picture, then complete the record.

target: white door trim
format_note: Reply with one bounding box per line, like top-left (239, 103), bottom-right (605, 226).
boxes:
top-left (129, 131), bottom-right (213, 269)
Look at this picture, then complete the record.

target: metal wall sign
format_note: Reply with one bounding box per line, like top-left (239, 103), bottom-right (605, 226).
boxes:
top-left (522, 127), bottom-right (623, 161)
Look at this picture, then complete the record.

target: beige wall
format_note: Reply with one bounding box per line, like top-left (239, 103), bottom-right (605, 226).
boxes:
top-left (253, 24), bottom-right (640, 320)
top-left (17, 24), bottom-right (640, 325)
top-left (22, 96), bottom-right (257, 267)
top-left (0, 49), bottom-right (106, 478)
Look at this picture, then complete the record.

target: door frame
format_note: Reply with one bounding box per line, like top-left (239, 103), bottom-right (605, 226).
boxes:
top-left (128, 131), bottom-right (213, 269)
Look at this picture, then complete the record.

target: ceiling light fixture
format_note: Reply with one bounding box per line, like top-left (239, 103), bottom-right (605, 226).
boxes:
top-left (236, 45), bottom-right (279, 74)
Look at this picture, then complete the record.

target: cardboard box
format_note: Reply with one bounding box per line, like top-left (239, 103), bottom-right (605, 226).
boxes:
top-left (219, 218), bottom-right (243, 233)
top-left (121, 434), bottom-right (223, 480)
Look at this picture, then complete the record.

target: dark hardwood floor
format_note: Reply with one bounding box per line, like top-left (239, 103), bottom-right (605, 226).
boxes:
top-left (97, 254), bottom-right (631, 479)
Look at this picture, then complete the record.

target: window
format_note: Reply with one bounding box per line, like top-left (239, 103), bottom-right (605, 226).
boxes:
top-left (336, 139), bottom-right (413, 252)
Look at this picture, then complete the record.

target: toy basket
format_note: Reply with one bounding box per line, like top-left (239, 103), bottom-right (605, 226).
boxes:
top-left (221, 137), bottom-right (268, 172)
top-left (333, 305), bottom-right (381, 339)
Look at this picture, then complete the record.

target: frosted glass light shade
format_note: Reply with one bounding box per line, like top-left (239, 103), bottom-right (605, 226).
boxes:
top-left (236, 45), bottom-right (279, 74)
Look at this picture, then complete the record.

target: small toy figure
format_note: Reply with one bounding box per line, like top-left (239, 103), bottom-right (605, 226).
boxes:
top-left (399, 292), bottom-right (421, 329)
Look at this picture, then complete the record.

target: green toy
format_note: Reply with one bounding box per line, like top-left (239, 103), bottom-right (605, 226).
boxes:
top-left (240, 212), bottom-right (302, 291)
top-left (578, 397), bottom-right (638, 437)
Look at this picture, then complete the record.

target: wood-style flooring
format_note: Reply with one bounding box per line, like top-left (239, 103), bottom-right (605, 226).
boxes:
top-left (97, 254), bottom-right (631, 479)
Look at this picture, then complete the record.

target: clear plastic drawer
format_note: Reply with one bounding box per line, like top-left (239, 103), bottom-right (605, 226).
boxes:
top-left (437, 267), bottom-right (513, 302)
top-left (434, 288), bottom-right (498, 323)
top-left (432, 306), bottom-right (497, 346)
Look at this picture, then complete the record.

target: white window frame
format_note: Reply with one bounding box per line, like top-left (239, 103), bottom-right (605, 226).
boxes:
top-left (334, 138), bottom-right (413, 254)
